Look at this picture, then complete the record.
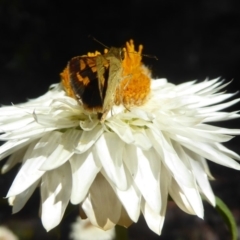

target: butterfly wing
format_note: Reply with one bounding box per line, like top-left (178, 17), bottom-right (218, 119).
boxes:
top-left (68, 56), bottom-right (103, 111)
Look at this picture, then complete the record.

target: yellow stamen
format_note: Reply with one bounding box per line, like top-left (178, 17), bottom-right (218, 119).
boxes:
top-left (115, 40), bottom-right (151, 107)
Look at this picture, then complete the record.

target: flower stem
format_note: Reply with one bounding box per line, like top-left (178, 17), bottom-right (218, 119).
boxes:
top-left (115, 225), bottom-right (128, 240)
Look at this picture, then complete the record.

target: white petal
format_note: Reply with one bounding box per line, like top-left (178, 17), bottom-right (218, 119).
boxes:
top-left (169, 178), bottom-right (203, 218)
top-left (169, 125), bottom-right (235, 143)
top-left (214, 142), bottom-right (240, 160)
top-left (41, 161), bottom-right (72, 231)
top-left (185, 148), bottom-right (214, 179)
top-left (132, 128), bottom-right (152, 150)
top-left (171, 141), bottom-right (215, 206)
top-left (40, 129), bottom-right (82, 170)
top-left (174, 135), bottom-right (240, 170)
top-left (117, 206), bottom-right (134, 228)
top-left (123, 144), bottom-right (161, 213)
top-left (80, 118), bottom-right (99, 131)
top-left (7, 132), bottom-right (62, 197)
top-left (106, 118), bottom-right (134, 144)
top-left (0, 138), bottom-right (31, 161)
top-left (151, 78), bottom-right (168, 89)
top-left (1, 145), bottom-right (28, 174)
top-left (177, 78), bottom-right (220, 95)
top-left (0, 123), bottom-right (55, 140)
top-left (0, 117), bottom-right (34, 132)
top-left (102, 169), bottom-right (141, 222)
top-left (190, 93), bottom-right (236, 109)
top-left (33, 112), bottom-right (79, 128)
top-left (147, 128), bottom-right (195, 188)
top-left (12, 180), bottom-right (40, 213)
top-left (203, 111), bottom-right (240, 122)
top-left (189, 156), bottom-right (215, 206)
top-left (141, 162), bottom-right (169, 235)
top-left (199, 99), bottom-right (240, 114)
top-left (70, 150), bottom-right (101, 204)
top-left (95, 132), bottom-right (128, 190)
top-left (130, 108), bottom-right (154, 121)
top-left (82, 173), bottom-right (121, 230)
top-left (141, 199), bottom-right (166, 235)
top-left (76, 125), bottom-right (103, 153)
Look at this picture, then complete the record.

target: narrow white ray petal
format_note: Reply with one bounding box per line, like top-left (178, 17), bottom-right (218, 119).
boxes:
top-left (141, 200), bottom-right (166, 235)
top-left (106, 118), bottom-right (134, 144)
top-left (1, 145), bottom-right (28, 174)
top-left (130, 109), bottom-right (154, 121)
top-left (7, 132), bottom-right (62, 197)
top-left (173, 135), bottom-right (240, 170)
top-left (76, 125), bottom-right (103, 153)
top-left (0, 117), bottom-right (34, 132)
top-left (70, 150), bottom-right (101, 204)
top-left (173, 80), bottom-right (197, 91)
top-left (41, 162), bottom-right (72, 231)
top-left (151, 78), bottom-right (168, 89)
top-left (202, 111), bottom-right (240, 122)
top-left (12, 179), bottom-right (40, 213)
top-left (95, 132), bottom-right (128, 190)
top-left (195, 124), bottom-right (240, 136)
top-left (123, 144), bottom-right (161, 213)
top-left (189, 156), bottom-right (215, 206)
top-left (214, 142), bottom-right (240, 160)
top-left (82, 173), bottom-right (121, 230)
top-left (190, 93), bottom-right (236, 109)
top-left (176, 78), bottom-right (220, 95)
top-left (147, 128), bottom-right (194, 188)
top-left (155, 113), bottom-right (203, 128)
top-left (101, 168), bottom-right (141, 222)
top-left (117, 206), bottom-right (134, 228)
top-left (141, 162), bottom-right (169, 235)
top-left (171, 141), bottom-right (191, 169)
top-left (159, 162), bottom-right (170, 213)
top-left (131, 118), bottom-right (149, 127)
top-left (180, 184), bottom-right (203, 218)
top-left (197, 79), bottom-right (225, 95)
top-left (40, 129), bottom-right (82, 170)
top-left (169, 126), bottom-right (233, 143)
top-left (34, 113), bottom-right (79, 128)
top-left (0, 125), bottom-right (55, 140)
top-left (169, 178), bottom-right (196, 215)
top-left (164, 142), bottom-right (204, 217)
top-left (172, 140), bottom-right (213, 204)
top-left (198, 99), bottom-right (240, 114)
top-left (0, 138), bottom-right (32, 161)
top-left (79, 118), bottom-right (99, 131)
top-left (132, 128), bottom-right (152, 150)
top-left (209, 80), bottom-right (233, 93)
top-left (184, 147), bottom-right (215, 180)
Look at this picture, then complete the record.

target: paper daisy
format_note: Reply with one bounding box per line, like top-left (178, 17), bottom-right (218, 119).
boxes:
top-left (1, 40), bottom-right (240, 235)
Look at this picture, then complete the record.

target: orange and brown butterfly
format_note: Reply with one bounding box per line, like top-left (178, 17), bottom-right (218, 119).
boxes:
top-left (60, 40), bottom-right (151, 122)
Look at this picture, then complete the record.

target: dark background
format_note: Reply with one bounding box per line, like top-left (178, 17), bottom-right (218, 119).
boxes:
top-left (0, 0), bottom-right (240, 239)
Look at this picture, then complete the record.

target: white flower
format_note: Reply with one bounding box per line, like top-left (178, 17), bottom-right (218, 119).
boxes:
top-left (1, 77), bottom-right (240, 235)
top-left (70, 217), bottom-right (115, 240)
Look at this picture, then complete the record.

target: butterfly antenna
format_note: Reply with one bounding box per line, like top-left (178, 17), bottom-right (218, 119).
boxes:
top-left (142, 53), bottom-right (158, 60)
top-left (127, 51), bottom-right (158, 60)
top-left (88, 35), bottom-right (109, 49)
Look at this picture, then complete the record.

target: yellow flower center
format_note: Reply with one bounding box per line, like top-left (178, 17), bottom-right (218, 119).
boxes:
top-left (115, 39), bottom-right (151, 107)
